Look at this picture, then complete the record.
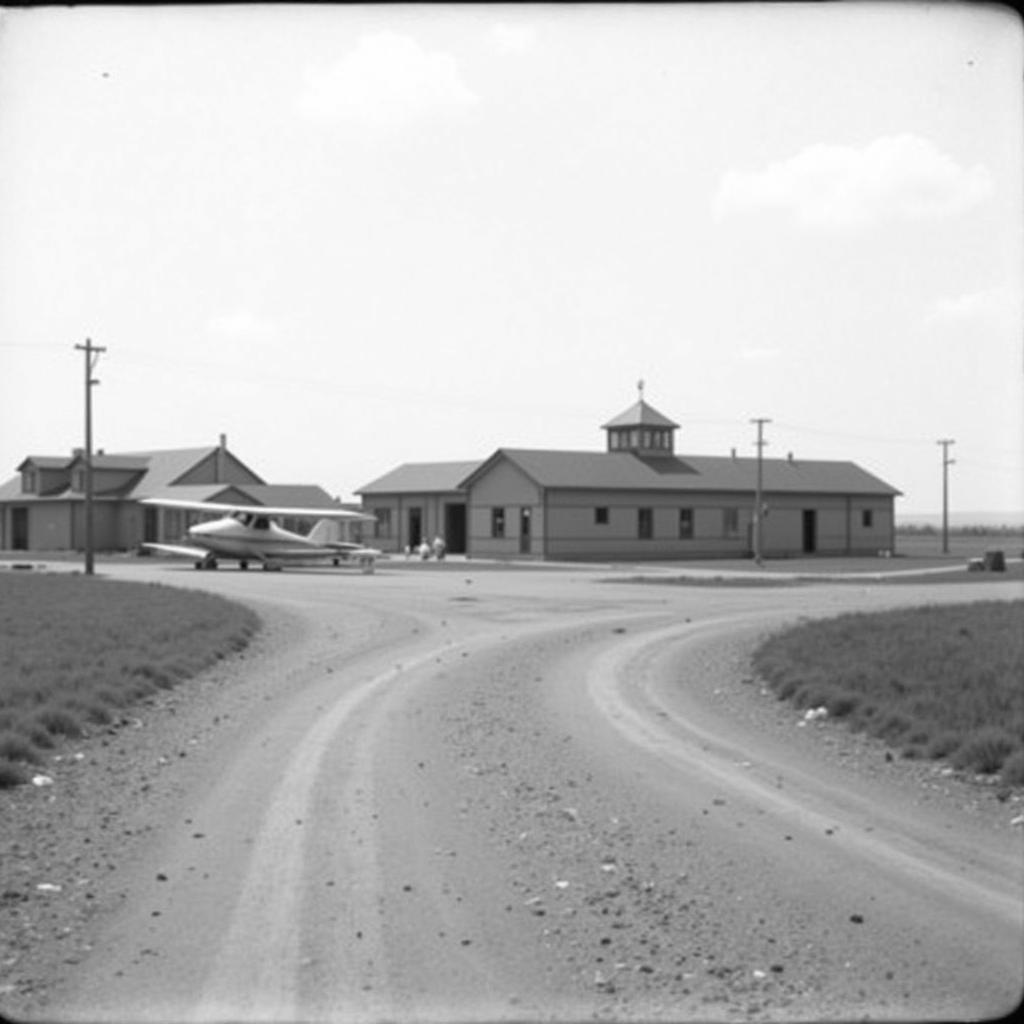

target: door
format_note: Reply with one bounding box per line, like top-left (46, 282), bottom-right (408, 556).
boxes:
top-left (802, 509), bottom-right (817, 554)
top-left (519, 507), bottom-right (532, 555)
top-left (444, 503), bottom-right (467, 554)
top-left (143, 506), bottom-right (159, 543)
top-left (408, 507), bottom-right (423, 549)
top-left (11, 507), bottom-right (28, 550)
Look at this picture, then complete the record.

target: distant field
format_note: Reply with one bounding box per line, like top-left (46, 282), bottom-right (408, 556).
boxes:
top-left (0, 572), bottom-right (259, 787)
top-left (753, 600), bottom-right (1024, 786)
top-left (894, 530), bottom-right (1024, 561)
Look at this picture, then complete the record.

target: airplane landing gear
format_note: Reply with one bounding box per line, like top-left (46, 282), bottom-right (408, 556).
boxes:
top-left (194, 554), bottom-right (219, 570)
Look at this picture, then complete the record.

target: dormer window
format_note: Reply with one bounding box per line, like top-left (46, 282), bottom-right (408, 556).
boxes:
top-left (22, 469), bottom-right (37, 494)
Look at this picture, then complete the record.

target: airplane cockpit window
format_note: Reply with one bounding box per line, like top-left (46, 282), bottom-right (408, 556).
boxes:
top-left (254, 517), bottom-right (271, 530)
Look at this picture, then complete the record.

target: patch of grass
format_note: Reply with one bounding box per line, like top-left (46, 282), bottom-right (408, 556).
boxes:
top-left (753, 600), bottom-right (1024, 787)
top-left (0, 574), bottom-right (259, 788)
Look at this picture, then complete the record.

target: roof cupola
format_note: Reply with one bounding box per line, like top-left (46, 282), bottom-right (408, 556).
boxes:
top-left (601, 381), bottom-right (679, 455)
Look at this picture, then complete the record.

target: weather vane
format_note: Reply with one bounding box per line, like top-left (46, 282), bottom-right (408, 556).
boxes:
top-left (637, 378), bottom-right (645, 400)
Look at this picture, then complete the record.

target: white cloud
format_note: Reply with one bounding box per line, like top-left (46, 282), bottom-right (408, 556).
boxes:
top-left (714, 135), bottom-right (993, 229)
top-left (925, 284), bottom-right (1023, 337)
top-left (207, 310), bottom-right (273, 341)
top-left (488, 22), bottom-right (537, 54)
top-left (297, 31), bottom-right (479, 126)
top-left (738, 346), bottom-right (781, 362)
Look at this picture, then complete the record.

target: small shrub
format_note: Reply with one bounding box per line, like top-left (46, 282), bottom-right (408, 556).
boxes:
top-left (1000, 749), bottom-right (1024, 786)
top-left (878, 713), bottom-right (912, 740)
top-left (35, 706), bottom-right (84, 738)
top-left (0, 758), bottom-right (27, 788)
top-left (952, 728), bottom-right (1018, 775)
top-left (84, 703), bottom-right (112, 725)
top-left (0, 731), bottom-right (43, 765)
top-left (825, 691), bottom-right (860, 718)
top-left (925, 731), bottom-right (961, 760)
top-left (775, 676), bottom-right (800, 701)
top-left (26, 724), bottom-right (55, 750)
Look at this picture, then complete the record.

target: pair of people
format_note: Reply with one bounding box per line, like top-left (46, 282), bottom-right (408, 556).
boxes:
top-left (410, 535), bottom-right (446, 560)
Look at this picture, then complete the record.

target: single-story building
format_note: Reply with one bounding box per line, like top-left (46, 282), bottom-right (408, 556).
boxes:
top-left (357, 396), bottom-right (901, 560)
top-left (0, 435), bottom-right (349, 552)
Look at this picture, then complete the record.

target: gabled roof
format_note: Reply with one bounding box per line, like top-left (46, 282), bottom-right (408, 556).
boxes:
top-left (460, 448), bottom-right (900, 496)
top-left (2, 445), bottom-right (268, 504)
top-left (357, 460), bottom-right (482, 495)
top-left (601, 399), bottom-right (679, 430)
top-left (241, 484), bottom-right (337, 508)
top-left (17, 456), bottom-right (72, 471)
top-left (68, 454), bottom-right (151, 472)
top-left (119, 447), bottom-right (227, 496)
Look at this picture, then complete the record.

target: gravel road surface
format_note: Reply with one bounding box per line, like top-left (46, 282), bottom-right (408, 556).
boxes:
top-left (2, 561), bottom-right (1022, 1022)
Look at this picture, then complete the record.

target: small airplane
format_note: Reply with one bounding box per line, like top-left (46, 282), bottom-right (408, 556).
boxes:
top-left (139, 498), bottom-right (381, 573)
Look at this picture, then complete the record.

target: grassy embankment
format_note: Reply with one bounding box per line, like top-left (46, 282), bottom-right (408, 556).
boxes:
top-left (0, 573), bottom-right (259, 787)
top-left (753, 600), bottom-right (1024, 786)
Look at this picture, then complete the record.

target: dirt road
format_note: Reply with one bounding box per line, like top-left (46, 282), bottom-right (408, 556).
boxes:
top-left (10, 563), bottom-right (1024, 1021)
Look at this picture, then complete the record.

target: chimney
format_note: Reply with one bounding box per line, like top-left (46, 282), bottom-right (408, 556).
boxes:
top-left (215, 433), bottom-right (227, 482)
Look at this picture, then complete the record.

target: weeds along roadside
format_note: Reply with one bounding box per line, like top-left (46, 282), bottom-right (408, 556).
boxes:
top-left (0, 573), bottom-right (259, 787)
top-left (752, 599), bottom-right (1024, 787)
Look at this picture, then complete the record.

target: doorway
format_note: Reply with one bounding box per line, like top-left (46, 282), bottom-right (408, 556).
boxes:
top-left (11, 507), bottom-right (28, 550)
top-left (408, 507), bottom-right (423, 549)
top-left (519, 507), bottom-right (532, 555)
top-left (143, 505), bottom-right (159, 544)
top-left (444, 503), bottom-right (467, 554)
top-left (802, 509), bottom-right (817, 554)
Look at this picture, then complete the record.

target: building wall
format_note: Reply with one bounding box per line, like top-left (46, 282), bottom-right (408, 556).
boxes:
top-left (27, 504), bottom-right (74, 550)
top-left (543, 490), bottom-right (753, 560)
top-left (464, 474), bottom-right (895, 561)
top-left (176, 451), bottom-right (262, 487)
top-left (361, 491), bottom-right (466, 554)
top-left (465, 460), bottom-right (543, 558)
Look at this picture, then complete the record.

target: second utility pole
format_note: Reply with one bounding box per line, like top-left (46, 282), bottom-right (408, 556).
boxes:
top-left (751, 417), bottom-right (771, 564)
top-left (937, 438), bottom-right (955, 555)
top-left (75, 338), bottom-right (106, 575)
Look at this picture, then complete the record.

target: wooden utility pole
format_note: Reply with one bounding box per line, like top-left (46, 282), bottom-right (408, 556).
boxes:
top-left (75, 339), bottom-right (106, 575)
top-left (751, 417), bottom-right (771, 564)
top-left (937, 438), bottom-right (955, 555)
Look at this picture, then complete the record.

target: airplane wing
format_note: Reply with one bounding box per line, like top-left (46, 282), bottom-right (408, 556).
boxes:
top-left (142, 542), bottom-right (211, 560)
top-left (139, 497), bottom-right (374, 521)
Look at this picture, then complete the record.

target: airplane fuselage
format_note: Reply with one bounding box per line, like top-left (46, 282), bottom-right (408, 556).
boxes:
top-left (140, 501), bottom-right (379, 572)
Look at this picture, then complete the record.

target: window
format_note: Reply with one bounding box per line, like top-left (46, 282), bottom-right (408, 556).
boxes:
top-left (679, 508), bottom-right (694, 539)
top-left (723, 508), bottom-right (740, 537)
top-left (595, 507), bottom-right (609, 526)
top-left (638, 507), bottom-right (653, 540)
top-left (861, 509), bottom-right (874, 528)
top-left (491, 507), bottom-right (506, 539)
top-left (22, 469), bottom-right (37, 494)
top-left (374, 508), bottom-right (392, 539)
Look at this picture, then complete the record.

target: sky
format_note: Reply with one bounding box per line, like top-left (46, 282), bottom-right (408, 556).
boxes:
top-left (1, 2), bottom-right (1021, 518)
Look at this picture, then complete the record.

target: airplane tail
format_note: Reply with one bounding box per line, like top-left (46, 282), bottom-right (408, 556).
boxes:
top-left (308, 518), bottom-right (344, 545)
